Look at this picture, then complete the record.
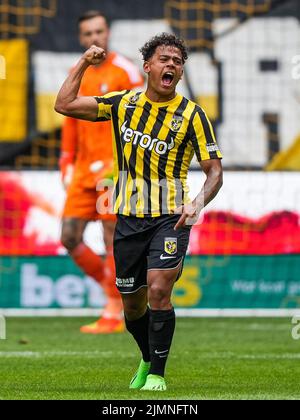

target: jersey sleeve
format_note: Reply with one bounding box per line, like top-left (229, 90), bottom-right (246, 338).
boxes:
top-left (190, 107), bottom-right (222, 162)
top-left (59, 116), bottom-right (78, 174)
top-left (94, 90), bottom-right (128, 121)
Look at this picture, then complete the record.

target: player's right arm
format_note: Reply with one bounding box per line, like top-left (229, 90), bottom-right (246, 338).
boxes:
top-left (55, 46), bottom-right (106, 121)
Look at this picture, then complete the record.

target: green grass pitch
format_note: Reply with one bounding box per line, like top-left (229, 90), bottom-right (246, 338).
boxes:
top-left (0, 317), bottom-right (299, 400)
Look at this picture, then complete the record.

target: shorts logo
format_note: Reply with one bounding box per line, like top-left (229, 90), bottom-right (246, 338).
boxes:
top-left (116, 277), bottom-right (135, 288)
top-left (164, 238), bottom-right (177, 255)
top-left (170, 116), bottom-right (183, 132)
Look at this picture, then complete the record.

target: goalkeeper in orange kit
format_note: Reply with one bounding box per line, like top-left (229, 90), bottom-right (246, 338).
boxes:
top-left (60, 10), bottom-right (144, 334)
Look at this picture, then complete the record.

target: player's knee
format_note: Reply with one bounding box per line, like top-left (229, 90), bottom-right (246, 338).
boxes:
top-left (123, 301), bottom-right (146, 321)
top-left (148, 283), bottom-right (170, 308)
top-left (60, 231), bottom-right (81, 251)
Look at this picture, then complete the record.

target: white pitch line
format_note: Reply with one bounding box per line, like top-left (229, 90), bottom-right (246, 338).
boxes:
top-left (237, 354), bottom-right (300, 360)
top-left (0, 351), bottom-right (135, 359)
top-left (2, 309), bottom-right (300, 318)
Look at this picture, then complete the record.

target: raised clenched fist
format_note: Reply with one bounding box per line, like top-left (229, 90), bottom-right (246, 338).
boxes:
top-left (83, 45), bottom-right (106, 66)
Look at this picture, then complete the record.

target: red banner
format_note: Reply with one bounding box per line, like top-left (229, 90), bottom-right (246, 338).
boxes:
top-left (189, 211), bottom-right (300, 255)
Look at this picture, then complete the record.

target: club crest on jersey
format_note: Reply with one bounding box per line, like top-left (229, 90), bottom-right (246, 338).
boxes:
top-left (164, 238), bottom-right (177, 255)
top-left (170, 116), bottom-right (183, 132)
top-left (129, 93), bottom-right (140, 105)
top-left (125, 93), bottom-right (140, 109)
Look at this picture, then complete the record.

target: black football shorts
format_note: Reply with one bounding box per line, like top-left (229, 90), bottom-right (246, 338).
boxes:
top-left (113, 214), bottom-right (191, 294)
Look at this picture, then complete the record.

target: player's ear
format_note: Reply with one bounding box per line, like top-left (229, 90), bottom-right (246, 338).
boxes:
top-left (143, 61), bottom-right (150, 74)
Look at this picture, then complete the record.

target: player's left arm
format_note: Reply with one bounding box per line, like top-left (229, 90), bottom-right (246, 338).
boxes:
top-left (174, 159), bottom-right (223, 230)
top-left (174, 108), bottom-right (223, 230)
top-left (197, 158), bottom-right (223, 206)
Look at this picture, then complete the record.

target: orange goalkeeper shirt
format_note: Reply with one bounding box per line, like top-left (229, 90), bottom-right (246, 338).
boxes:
top-left (60, 52), bottom-right (144, 188)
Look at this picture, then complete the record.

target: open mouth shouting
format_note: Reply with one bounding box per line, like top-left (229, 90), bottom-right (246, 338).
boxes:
top-left (161, 71), bottom-right (175, 88)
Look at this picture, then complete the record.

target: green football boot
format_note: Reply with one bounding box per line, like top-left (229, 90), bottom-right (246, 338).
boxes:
top-left (129, 360), bottom-right (151, 390)
top-left (140, 374), bottom-right (167, 391)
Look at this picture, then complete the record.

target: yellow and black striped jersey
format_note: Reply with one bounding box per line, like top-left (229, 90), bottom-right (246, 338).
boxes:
top-left (95, 90), bottom-right (222, 217)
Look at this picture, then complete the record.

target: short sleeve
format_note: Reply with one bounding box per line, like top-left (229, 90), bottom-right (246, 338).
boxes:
top-left (190, 107), bottom-right (222, 162)
top-left (94, 90), bottom-right (128, 121)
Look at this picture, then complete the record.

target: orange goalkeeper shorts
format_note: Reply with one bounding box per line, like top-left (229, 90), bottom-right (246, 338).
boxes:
top-left (63, 178), bottom-right (116, 222)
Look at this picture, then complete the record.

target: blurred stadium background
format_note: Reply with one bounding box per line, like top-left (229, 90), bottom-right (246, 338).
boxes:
top-left (0, 0), bottom-right (300, 317)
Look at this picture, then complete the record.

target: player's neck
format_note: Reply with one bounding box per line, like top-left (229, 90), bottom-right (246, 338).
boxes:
top-left (145, 87), bottom-right (177, 103)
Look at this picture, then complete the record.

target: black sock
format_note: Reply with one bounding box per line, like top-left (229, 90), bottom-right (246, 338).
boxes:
top-left (125, 308), bottom-right (150, 363)
top-left (148, 308), bottom-right (176, 377)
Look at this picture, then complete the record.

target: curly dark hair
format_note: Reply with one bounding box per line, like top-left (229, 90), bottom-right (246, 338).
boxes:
top-left (140, 33), bottom-right (188, 63)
